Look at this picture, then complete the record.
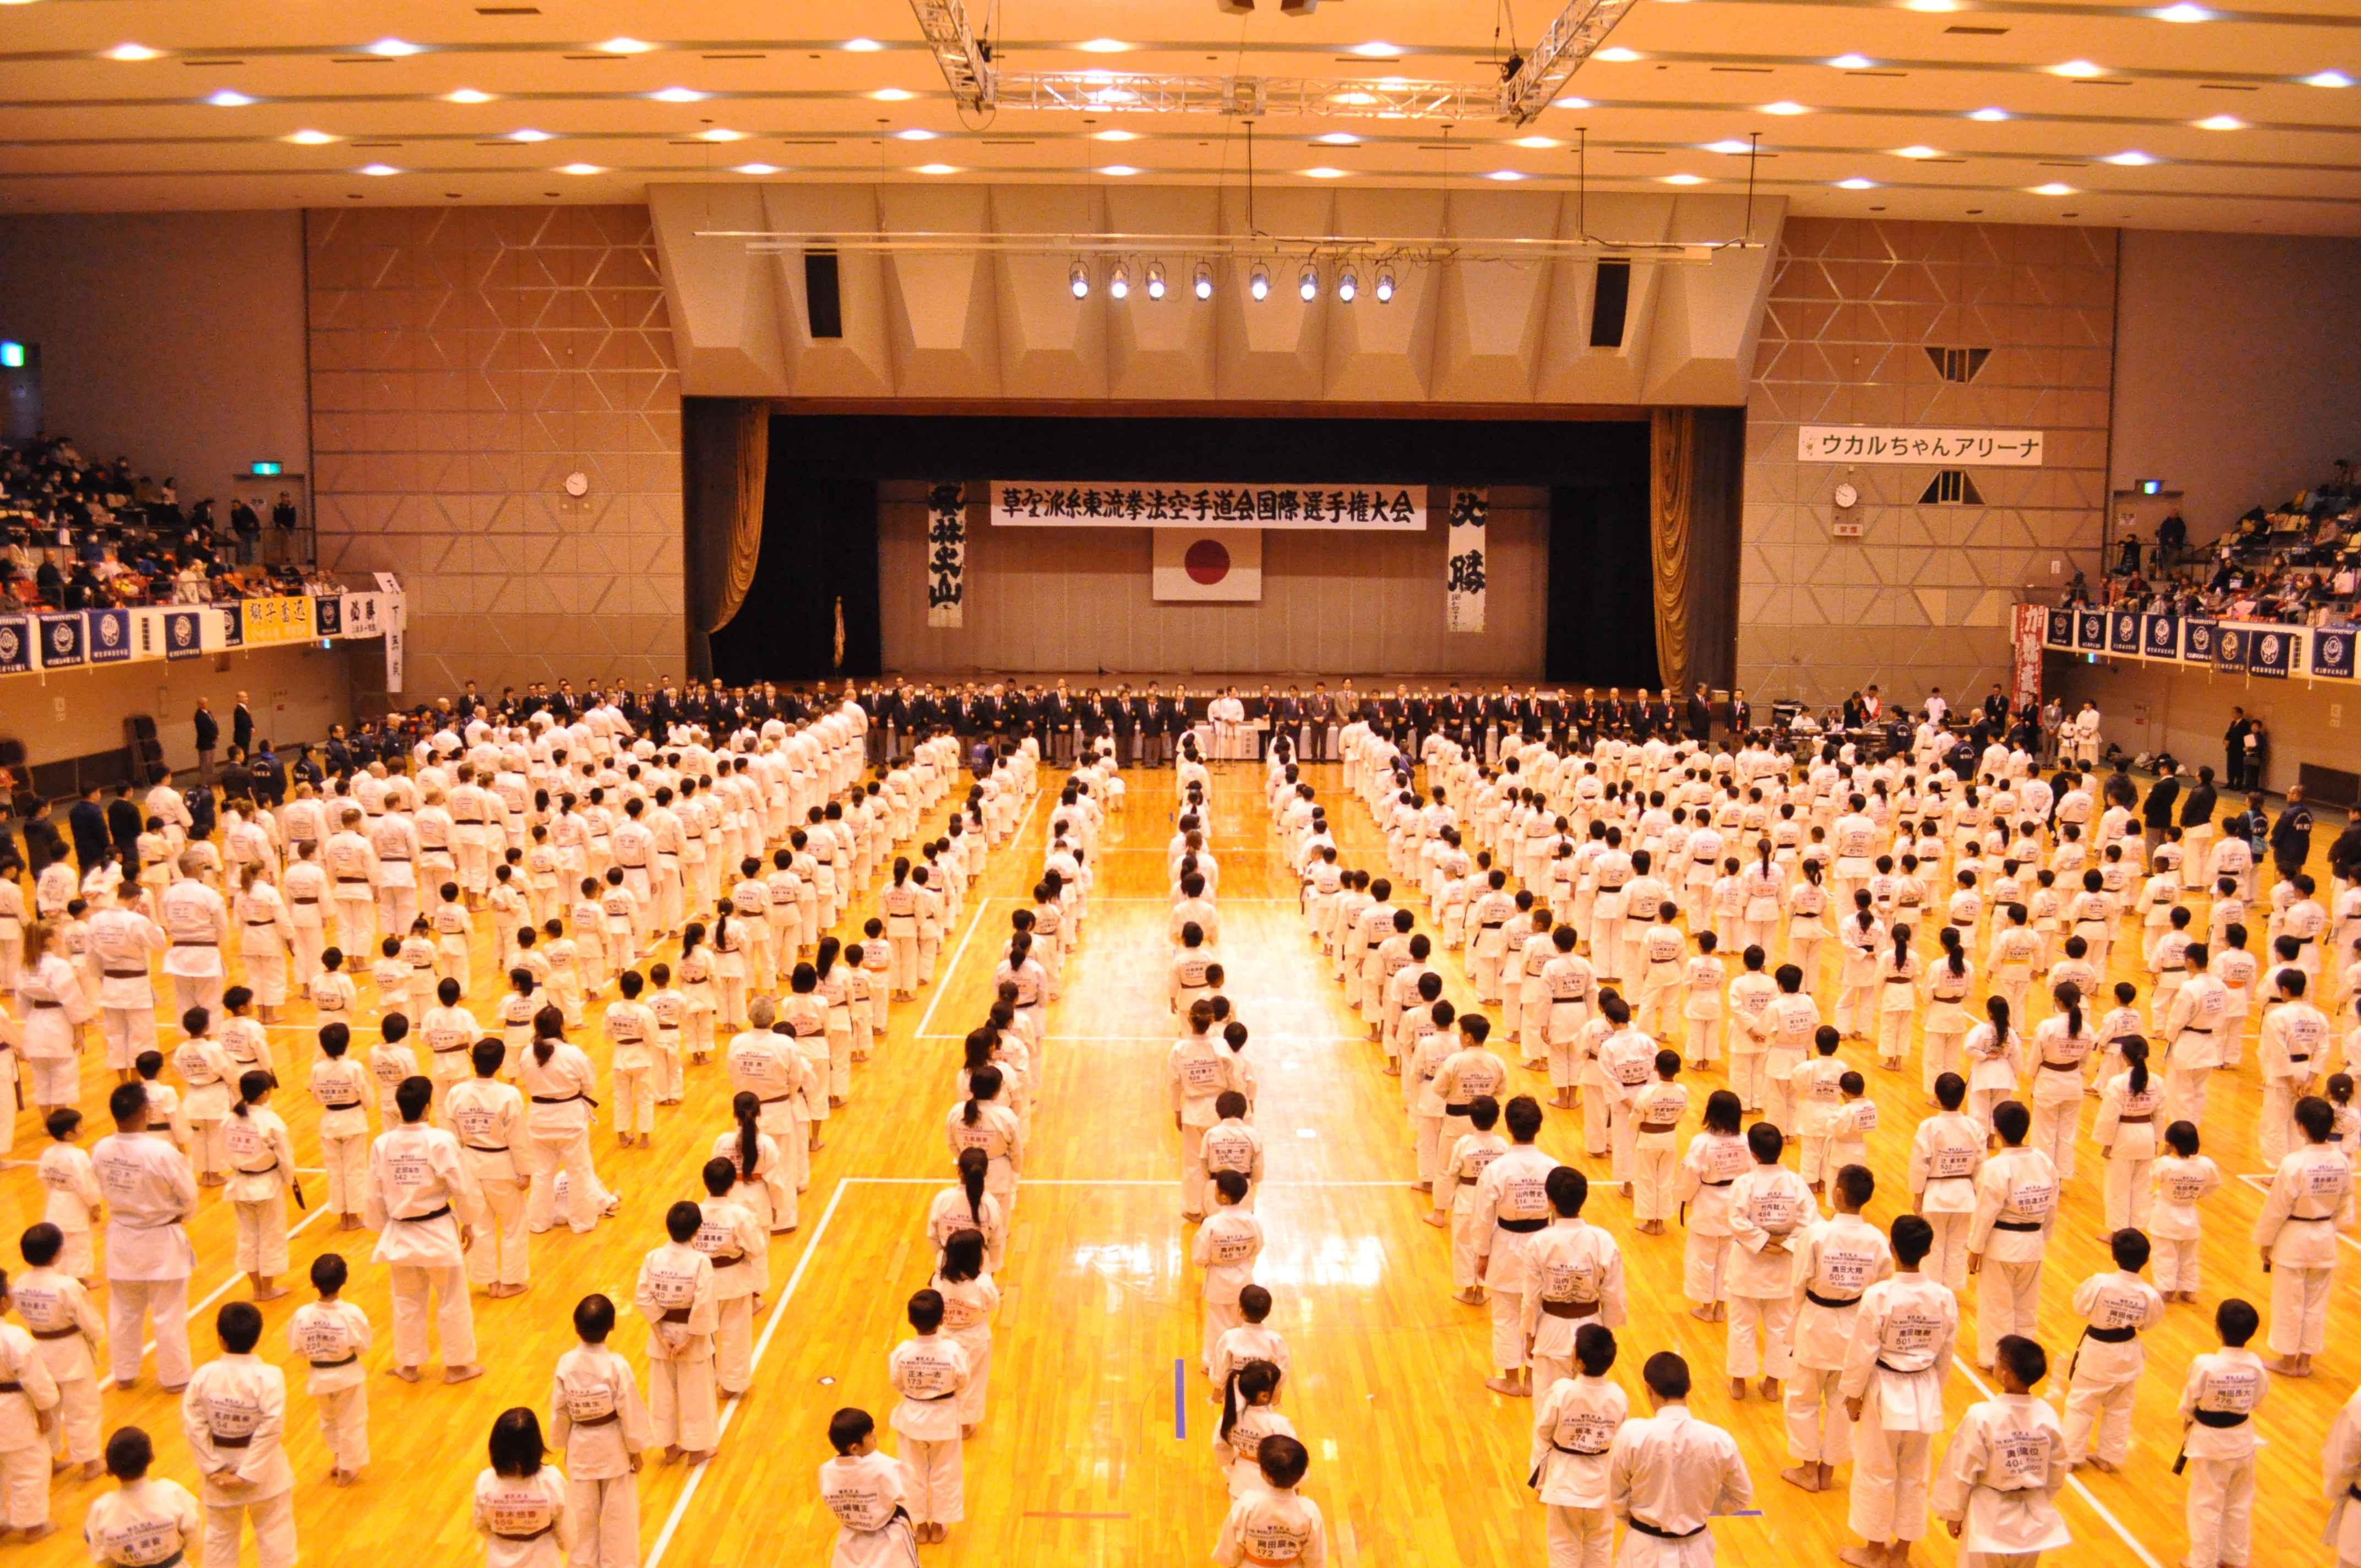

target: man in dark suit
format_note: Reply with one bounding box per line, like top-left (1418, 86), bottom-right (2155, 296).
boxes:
top-left (23, 801), bottom-right (66, 877)
top-left (2223, 709), bottom-right (2252, 792)
top-left (193, 697), bottom-right (220, 786)
top-left (1685, 683), bottom-right (1714, 745)
top-left (231, 690), bottom-right (254, 756)
top-left (1728, 688), bottom-right (1753, 736)
top-left (68, 784), bottom-right (110, 871)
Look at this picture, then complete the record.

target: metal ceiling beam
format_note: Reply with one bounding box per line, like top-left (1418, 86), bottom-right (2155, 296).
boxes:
top-left (1499, 0), bottom-right (1641, 124)
top-left (999, 72), bottom-right (1502, 121)
top-left (907, 0), bottom-right (997, 111)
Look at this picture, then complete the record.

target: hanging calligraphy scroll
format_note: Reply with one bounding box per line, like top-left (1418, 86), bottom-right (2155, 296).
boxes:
top-left (926, 482), bottom-right (966, 629)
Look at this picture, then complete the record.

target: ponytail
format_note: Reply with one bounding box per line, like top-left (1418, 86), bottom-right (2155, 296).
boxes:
top-left (2054, 981), bottom-right (2083, 1039)
top-left (958, 1146), bottom-right (988, 1223)
top-left (1891, 923), bottom-right (1912, 968)
top-left (1940, 924), bottom-right (1966, 977)
top-left (2123, 1035), bottom-right (2150, 1099)
top-left (961, 1064), bottom-right (1003, 1125)
top-left (1986, 994), bottom-right (2011, 1039)
top-left (1220, 1360), bottom-right (1281, 1445)
top-left (732, 1090), bottom-right (760, 1180)
top-left (532, 1033), bottom-right (557, 1067)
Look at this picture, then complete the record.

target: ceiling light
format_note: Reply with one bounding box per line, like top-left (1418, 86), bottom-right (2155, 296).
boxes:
top-left (872, 88), bottom-right (916, 101)
top-left (1375, 268), bottom-right (1396, 303)
top-left (1831, 53), bottom-right (1877, 69)
top-left (1077, 38), bottom-right (1130, 53)
top-left (1301, 166), bottom-right (1347, 178)
top-left (1146, 262), bottom-right (1167, 301)
top-left (1193, 262), bottom-right (1214, 300)
top-left (1351, 41), bottom-right (1402, 57)
top-left (2154, 3), bottom-right (2212, 18)
top-left (701, 128), bottom-right (748, 142)
top-left (1760, 102), bottom-right (1810, 118)
top-left (1514, 135), bottom-right (1561, 150)
top-left (285, 129), bottom-right (338, 145)
top-left (1298, 263), bottom-right (1319, 302)
top-left (1249, 263), bottom-right (1270, 302)
top-left (651, 87), bottom-right (706, 103)
top-left (1337, 265), bottom-right (1358, 303)
top-left (366, 37), bottom-right (423, 57)
top-left (1486, 168), bottom-right (1526, 181)
top-left (1098, 164), bottom-right (1139, 176)
top-left (557, 162), bottom-right (603, 176)
top-left (1905, 0), bottom-right (1958, 10)
top-left (2305, 69), bottom-right (2354, 88)
top-left (597, 37), bottom-right (654, 54)
top-left (1596, 47), bottom-right (1642, 62)
top-left (445, 88), bottom-right (494, 104)
top-left (358, 163), bottom-right (401, 177)
top-left (206, 90), bottom-right (257, 107)
top-left (1329, 91), bottom-right (1378, 106)
top-left (1549, 97), bottom-right (1593, 110)
top-left (105, 43), bottom-right (161, 62)
top-left (1662, 173), bottom-right (1706, 184)
top-left (2195, 113), bottom-right (2245, 129)
top-left (1094, 129), bottom-right (1138, 141)
top-left (1069, 261), bottom-right (1090, 300)
top-left (1967, 106), bottom-right (2011, 121)
top-left (1318, 132), bottom-right (1361, 145)
top-left (894, 128), bottom-right (936, 140)
top-left (1108, 262), bottom-right (1129, 300)
top-left (913, 163), bottom-right (959, 175)
top-left (843, 37), bottom-right (882, 51)
top-left (2102, 149), bottom-right (2156, 165)
top-left (1836, 177), bottom-right (1878, 189)
top-left (2031, 182), bottom-right (2075, 195)
top-left (1698, 139), bottom-right (1750, 155)
top-left (734, 162), bottom-right (781, 175)
top-left (1894, 144), bottom-right (1941, 158)
top-left (2051, 59), bottom-right (2106, 77)
top-left (509, 128), bottom-right (553, 142)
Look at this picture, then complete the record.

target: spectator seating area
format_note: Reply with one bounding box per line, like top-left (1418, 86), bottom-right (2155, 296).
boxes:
top-left (2072, 456), bottom-right (2361, 623)
top-left (0, 435), bottom-right (328, 610)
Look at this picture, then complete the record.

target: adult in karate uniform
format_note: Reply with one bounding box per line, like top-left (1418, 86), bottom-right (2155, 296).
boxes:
top-left (1607, 1351), bottom-right (1754, 1568)
top-left (365, 1075), bottom-right (484, 1383)
top-left (1836, 1215), bottom-right (1956, 1568)
top-left (92, 1082), bottom-right (198, 1390)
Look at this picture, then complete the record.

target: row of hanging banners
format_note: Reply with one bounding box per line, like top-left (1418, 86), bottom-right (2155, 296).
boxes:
top-left (0, 579), bottom-right (407, 690)
top-left (920, 482), bottom-right (1491, 631)
top-left (2037, 603), bottom-right (2360, 682)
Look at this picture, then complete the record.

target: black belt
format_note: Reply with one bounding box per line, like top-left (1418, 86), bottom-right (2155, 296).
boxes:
top-left (1628, 1517), bottom-right (1704, 1542)
top-left (110, 1549), bottom-right (182, 1568)
top-left (104, 968), bottom-right (148, 978)
top-left (397, 1204), bottom-right (453, 1223)
top-left (1806, 1288), bottom-right (1862, 1310)
top-left (531, 1092), bottom-right (586, 1104)
top-left (1496, 1216), bottom-right (1547, 1234)
top-left (1875, 1357), bottom-right (1929, 1375)
top-left (209, 1430), bottom-right (253, 1449)
top-left (462, 1142), bottom-right (511, 1154)
top-left (1444, 1103), bottom-right (1473, 1118)
top-left (2191, 1408), bottom-right (2249, 1428)
top-left (320, 1098), bottom-right (362, 1110)
top-left (308, 1353), bottom-right (358, 1369)
top-left (1993, 1218), bottom-right (2044, 1232)
top-left (491, 1525), bottom-right (554, 1543)
top-left (2083, 1323), bottom-right (2138, 1344)
top-left (29, 1324), bottom-right (83, 1341)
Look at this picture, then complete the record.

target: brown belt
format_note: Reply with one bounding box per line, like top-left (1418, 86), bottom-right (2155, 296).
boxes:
top-left (1539, 1298), bottom-right (1600, 1319)
top-left (209, 1430), bottom-right (253, 1449)
top-left (29, 1324), bottom-right (83, 1341)
top-left (568, 1408), bottom-right (620, 1427)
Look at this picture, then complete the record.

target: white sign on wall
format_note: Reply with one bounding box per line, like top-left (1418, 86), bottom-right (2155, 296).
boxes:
top-left (1797, 426), bottom-right (2044, 466)
top-left (989, 481), bottom-right (1426, 530)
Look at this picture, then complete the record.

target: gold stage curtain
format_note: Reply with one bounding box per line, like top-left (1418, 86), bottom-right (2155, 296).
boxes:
top-left (1650, 406), bottom-right (1695, 692)
top-left (711, 399), bottom-right (769, 633)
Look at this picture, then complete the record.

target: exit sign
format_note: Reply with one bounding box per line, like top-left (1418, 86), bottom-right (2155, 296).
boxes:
top-left (249, 461), bottom-right (283, 476)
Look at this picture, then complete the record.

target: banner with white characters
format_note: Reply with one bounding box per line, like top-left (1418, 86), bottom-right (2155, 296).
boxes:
top-left (1446, 487), bottom-right (1488, 633)
top-left (86, 608), bottom-right (132, 664)
top-left (989, 480), bottom-right (1426, 530)
top-left (2315, 627), bottom-right (2357, 681)
top-left (37, 612), bottom-right (83, 669)
top-left (0, 617), bottom-right (30, 675)
top-left (926, 482), bottom-right (966, 629)
top-left (162, 609), bottom-right (205, 661)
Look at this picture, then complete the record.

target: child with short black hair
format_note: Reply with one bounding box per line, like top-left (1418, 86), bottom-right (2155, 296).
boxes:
top-left (888, 1289), bottom-right (970, 1546)
top-left (551, 1292), bottom-right (651, 1567)
top-left (286, 1253), bottom-right (371, 1486)
top-left (818, 1407), bottom-right (913, 1566)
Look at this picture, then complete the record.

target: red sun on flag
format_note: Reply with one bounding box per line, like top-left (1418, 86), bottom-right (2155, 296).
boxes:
top-left (1184, 538), bottom-right (1231, 585)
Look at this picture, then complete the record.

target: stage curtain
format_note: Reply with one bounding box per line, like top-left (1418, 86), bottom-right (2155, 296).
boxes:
top-left (1650, 406), bottom-right (1696, 693)
top-left (682, 396), bottom-right (770, 680)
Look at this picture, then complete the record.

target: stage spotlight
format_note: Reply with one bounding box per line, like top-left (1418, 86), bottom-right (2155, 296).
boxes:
top-left (1337, 265), bottom-right (1358, 302)
top-left (1146, 261), bottom-right (1167, 300)
top-left (1298, 262), bottom-right (1318, 301)
top-left (1374, 267), bottom-right (1396, 303)
top-left (1109, 261), bottom-right (1130, 299)
top-left (1069, 259), bottom-right (1090, 298)
top-left (1249, 262), bottom-right (1270, 301)
top-left (1193, 262), bottom-right (1214, 300)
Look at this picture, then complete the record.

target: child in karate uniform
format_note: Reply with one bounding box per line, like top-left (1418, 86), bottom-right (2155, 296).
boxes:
top-left (818, 1408), bottom-right (915, 1568)
top-left (888, 1289), bottom-right (970, 1547)
top-left (1932, 1335), bottom-right (2070, 1567)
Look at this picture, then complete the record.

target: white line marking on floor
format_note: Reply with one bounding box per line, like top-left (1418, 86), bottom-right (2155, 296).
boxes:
top-left (644, 1175), bottom-right (853, 1568)
top-left (97, 1202), bottom-right (331, 1392)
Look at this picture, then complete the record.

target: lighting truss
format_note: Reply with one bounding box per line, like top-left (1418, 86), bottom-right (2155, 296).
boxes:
top-left (1000, 71), bottom-right (1498, 122)
top-left (707, 228), bottom-right (1747, 263)
top-left (1499, 0), bottom-right (1640, 124)
top-left (907, 0), bottom-right (997, 110)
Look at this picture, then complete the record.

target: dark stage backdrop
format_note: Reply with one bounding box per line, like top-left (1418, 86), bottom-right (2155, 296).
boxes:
top-left (705, 410), bottom-right (1666, 685)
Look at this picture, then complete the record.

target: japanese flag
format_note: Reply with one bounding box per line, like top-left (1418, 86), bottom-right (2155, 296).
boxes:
top-left (1152, 527), bottom-right (1262, 602)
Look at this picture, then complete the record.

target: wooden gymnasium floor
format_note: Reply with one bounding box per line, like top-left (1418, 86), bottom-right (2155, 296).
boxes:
top-left (4, 758), bottom-right (2355, 1566)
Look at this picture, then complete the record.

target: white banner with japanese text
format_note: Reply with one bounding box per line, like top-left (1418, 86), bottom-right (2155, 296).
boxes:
top-left (1798, 426), bottom-right (2044, 466)
top-left (989, 481), bottom-right (1426, 530)
top-left (926, 482), bottom-right (966, 629)
top-left (1446, 487), bottom-right (1488, 633)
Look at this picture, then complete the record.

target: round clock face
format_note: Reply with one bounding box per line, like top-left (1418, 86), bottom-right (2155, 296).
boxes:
top-left (564, 471), bottom-right (590, 498)
top-left (1834, 482), bottom-right (1859, 509)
